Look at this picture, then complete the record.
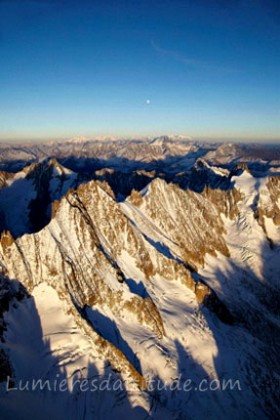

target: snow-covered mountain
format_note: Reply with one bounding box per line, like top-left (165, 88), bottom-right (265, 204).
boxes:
top-left (0, 139), bottom-right (279, 419)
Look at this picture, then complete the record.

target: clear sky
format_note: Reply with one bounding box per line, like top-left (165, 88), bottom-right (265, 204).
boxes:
top-left (0, 0), bottom-right (279, 142)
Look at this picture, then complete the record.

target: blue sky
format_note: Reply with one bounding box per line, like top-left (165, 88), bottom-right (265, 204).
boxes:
top-left (0, 0), bottom-right (279, 142)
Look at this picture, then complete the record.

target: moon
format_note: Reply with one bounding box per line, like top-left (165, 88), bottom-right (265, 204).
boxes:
top-left (146, 99), bottom-right (151, 105)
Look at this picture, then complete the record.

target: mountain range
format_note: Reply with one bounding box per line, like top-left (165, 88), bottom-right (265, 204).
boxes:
top-left (0, 137), bottom-right (279, 419)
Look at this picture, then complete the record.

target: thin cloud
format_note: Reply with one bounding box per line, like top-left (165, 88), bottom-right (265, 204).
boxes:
top-left (150, 39), bottom-right (240, 73)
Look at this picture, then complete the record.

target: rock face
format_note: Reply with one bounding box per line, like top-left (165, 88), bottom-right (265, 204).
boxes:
top-left (194, 280), bottom-right (234, 324)
top-left (0, 171), bottom-right (13, 189)
top-left (202, 186), bottom-right (242, 220)
top-left (0, 231), bottom-right (14, 251)
top-left (126, 178), bottom-right (230, 268)
top-left (257, 176), bottom-right (280, 226)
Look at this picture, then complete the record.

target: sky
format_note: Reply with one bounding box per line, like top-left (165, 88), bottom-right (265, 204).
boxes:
top-left (0, 0), bottom-right (279, 142)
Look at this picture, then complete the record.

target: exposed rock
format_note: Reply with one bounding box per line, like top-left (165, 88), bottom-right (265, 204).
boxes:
top-left (0, 171), bottom-right (13, 189)
top-left (263, 176), bottom-right (280, 225)
top-left (129, 189), bottom-right (144, 206)
top-left (0, 230), bottom-right (14, 252)
top-left (202, 186), bottom-right (242, 220)
top-left (127, 178), bottom-right (230, 267)
top-left (195, 280), bottom-right (234, 325)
